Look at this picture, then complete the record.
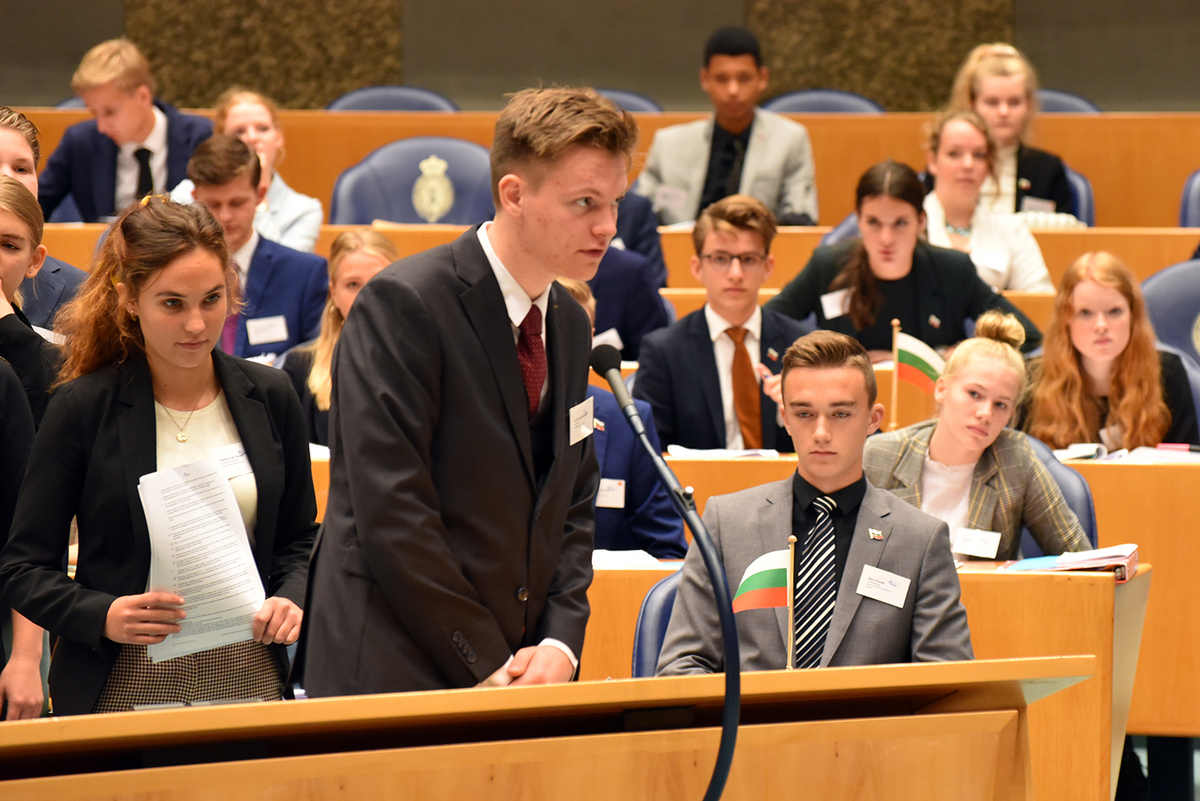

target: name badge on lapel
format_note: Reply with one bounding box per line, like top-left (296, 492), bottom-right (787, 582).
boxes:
top-left (856, 564), bottom-right (911, 608)
top-left (596, 478), bottom-right (626, 508)
top-left (246, 315), bottom-right (288, 346)
top-left (210, 442), bottom-right (253, 480)
top-left (569, 396), bottom-right (594, 446)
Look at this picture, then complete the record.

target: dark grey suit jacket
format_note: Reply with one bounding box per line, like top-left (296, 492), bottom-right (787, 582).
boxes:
top-left (657, 478), bottom-right (973, 674)
top-left (300, 226), bottom-right (598, 696)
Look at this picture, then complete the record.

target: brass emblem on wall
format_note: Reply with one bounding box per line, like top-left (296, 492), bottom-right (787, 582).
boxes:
top-left (413, 155), bottom-right (454, 223)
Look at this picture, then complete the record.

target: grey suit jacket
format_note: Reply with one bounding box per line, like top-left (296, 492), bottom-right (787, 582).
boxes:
top-left (634, 108), bottom-right (818, 224)
top-left (657, 478), bottom-right (973, 674)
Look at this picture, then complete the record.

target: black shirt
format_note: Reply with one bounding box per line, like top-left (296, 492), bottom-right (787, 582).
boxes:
top-left (699, 122), bottom-right (752, 216)
top-left (791, 472), bottom-right (867, 590)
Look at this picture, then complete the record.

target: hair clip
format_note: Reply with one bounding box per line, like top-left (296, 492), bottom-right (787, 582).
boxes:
top-left (140, 195), bottom-right (153, 206)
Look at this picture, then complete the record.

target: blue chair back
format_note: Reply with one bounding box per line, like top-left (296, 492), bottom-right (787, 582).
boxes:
top-left (329, 136), bottom-right (494, 225)
top-left (631, 570), bottom-right (681, 677)
top-left (47, 194), bottom-right (83, 223)
top-left (1065, 165), bottom-right (1095, 226)
top-left (762, 89), bottom-right (884, 114)
top-left (1037, 89), bottom-right (1102, 113)
top-left (1142, 261), bottom-right (1200, 366)
top-left (327, 85), bottom-right (458, 111)
top-left (56, 96), bottom-right (86, 109)
top-left (596, 89), bottom-right (663, 113)
top-left (820, 212), bottom-right (860, 246)
top-left (1019, 435), bottom-right (1099, 558)
top-left (1179, 169), bottom-right (1200, 227)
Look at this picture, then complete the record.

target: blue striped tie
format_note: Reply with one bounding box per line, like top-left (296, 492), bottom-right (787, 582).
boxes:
top-left (794, 495), bottom-right (837, 669)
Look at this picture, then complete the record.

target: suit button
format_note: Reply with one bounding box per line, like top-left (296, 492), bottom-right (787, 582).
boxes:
top-left (466, 652), bottom-right (477, 664)
top-left (516, 587), bottom-right (529, 602)
top-left (452, 631), bottom-right (464, 643)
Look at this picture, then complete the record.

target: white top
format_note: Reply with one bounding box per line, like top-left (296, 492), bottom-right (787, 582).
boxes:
top-left (115, 106), bottom-right (168, 212)
top-left (155, 390), bottom-right (258, 541)
top-left (924, 193), bottom-right (1054, 292)
top-left (231, 230), bottom-right (260, 289)
top-left (703, 303), bottom-right (762, 450)
top-left (918, 454), bottom-right (975, 534)
top-left (979, 146), bottom-right (1018, 215)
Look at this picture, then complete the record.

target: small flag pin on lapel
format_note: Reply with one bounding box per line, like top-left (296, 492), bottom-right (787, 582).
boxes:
top-left (869, 528), bottom-right (883, 540)
top-left (593, 418), bottom-right (605, 431)
top-left (928, 314), bottom-right (941, 329)
top-left (767, 347), bottom-right (779, 362)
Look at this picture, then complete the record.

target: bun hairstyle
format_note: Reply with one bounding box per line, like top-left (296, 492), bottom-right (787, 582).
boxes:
top-left (948, 43), bottom-right (1040, 138)
top-left (55, 196), bottom-right (235, 385)
top-left (941, 310), bottom-right (1028, 397)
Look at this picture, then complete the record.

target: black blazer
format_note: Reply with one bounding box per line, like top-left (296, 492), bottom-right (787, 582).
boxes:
top-left (633, 307), bottom-right (812, 452)
top-left (0, 350), bottom-right (318, 715)
top-left (0, 307), bottom-right (63, 427)
top-left (38, 100), bottom-right (213, 223)
top-left (763, 240), bottom-right (1042, 353)
top-left (924, 144), bottom-right (1073, 216)
top-left (278, 344), bottom-right (328, 446)
top-left (299, 226), bottom-right (598, 696)
top-left (20, 255), bottom-right (87, 329)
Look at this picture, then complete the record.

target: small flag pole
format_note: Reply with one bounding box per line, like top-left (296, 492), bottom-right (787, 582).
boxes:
top-left (786, 534), bottom-right (797, 670)
top-left (890, 318), bottom-right (901, 431)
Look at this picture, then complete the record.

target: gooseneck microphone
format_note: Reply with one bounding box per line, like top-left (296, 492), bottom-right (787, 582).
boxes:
top-left (589, 344), bottom-right (740, 801)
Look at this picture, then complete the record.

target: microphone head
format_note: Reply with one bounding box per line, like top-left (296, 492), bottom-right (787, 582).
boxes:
top-left (589, 344), bottom-right (623, 377)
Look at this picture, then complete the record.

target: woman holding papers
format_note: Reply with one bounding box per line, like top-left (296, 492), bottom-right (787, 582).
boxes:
top-left (278, 230), bottom-right (397, 445)
top-left (1022, 251), bottom-right (1199, 450)
top-left (922, 110), bottom-right (1053, 292)
top-left (863, 311), bottom-right (1089, 560)
top-left (764, 160), bottom-right (1040, 362)
top-left (0, 197), bottom-right (318, 715)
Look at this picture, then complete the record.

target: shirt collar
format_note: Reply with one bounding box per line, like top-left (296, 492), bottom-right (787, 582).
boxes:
top-left (791, 471), bottom-right (867, 517)
top-left (703, 303), bottom-right (762, 344)
top-left (120, 105), bottom-right (167, 156)
top-left (477, 221), bottom-right (550, 329)
top-left (231, 230), bottom-right (260, 282)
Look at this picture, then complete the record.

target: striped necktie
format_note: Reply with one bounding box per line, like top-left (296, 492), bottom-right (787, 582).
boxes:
top-left (794, 495), bottom-right (837, 669)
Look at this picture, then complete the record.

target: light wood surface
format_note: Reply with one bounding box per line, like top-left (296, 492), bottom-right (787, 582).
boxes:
top-left (0, 657), bottom-right (1091, 800)
top-left (1070, 462), bottom-right (1200, 736)
top-left (22, 108), bottom-right (1200, 228)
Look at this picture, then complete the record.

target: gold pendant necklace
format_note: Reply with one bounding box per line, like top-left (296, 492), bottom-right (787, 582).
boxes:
top-left (161, 392), bottom-right (209, 443)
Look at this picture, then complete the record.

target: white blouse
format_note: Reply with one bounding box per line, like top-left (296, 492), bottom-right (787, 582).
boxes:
top-left (924, 193), bottom-right (1055, 293)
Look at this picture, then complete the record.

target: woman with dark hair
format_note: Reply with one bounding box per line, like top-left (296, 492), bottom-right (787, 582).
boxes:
top-left (1023, 251), bottom-right (1198, 449)
top-left (0, 197), bottom-right (318, 715)
top-left (765, 160), bottom-right (1041, 361)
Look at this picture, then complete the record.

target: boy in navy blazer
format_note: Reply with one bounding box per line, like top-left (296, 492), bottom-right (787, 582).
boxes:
top-left (188, 136), bottom-right (326, 362)
top-left (38, 39), bottom-right (212, 223)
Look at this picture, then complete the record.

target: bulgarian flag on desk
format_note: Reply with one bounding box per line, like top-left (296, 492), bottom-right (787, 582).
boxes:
top-left (893, 331), bottom-right (945, 394)
top-left (731, 549), bottom-right (790, 612)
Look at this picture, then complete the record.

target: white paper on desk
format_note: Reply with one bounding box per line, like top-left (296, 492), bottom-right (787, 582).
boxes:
top-left (665, 445), bottom-right (781, 459)
top-left (139, 456), bottom-right (264, 663)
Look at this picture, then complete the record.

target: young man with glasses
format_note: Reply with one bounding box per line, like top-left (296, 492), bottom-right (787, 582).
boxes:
top-left (634, 195), bottom-right (811, 452)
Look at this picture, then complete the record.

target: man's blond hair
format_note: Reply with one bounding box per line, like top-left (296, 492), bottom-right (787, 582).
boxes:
top-left (71, 39), bottom-right (155, 95)
top-left (692, 194), bottom-right (777, 255)
top-left (490, 87), bottom-right (638, 203)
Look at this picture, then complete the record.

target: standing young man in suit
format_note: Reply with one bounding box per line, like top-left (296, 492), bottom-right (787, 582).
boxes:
top-left (635, 195), bottom-right (811, 452)
top-left (634, 27), bottom-right (818, 225)
top-left (38, 39), bottom-right (212, 223)
top-left (188, 135), bottom-right (326, 362)
top-left (300, 88), bottom-right (638, 695)
top-left (658, 331), bottom-right (972, 674)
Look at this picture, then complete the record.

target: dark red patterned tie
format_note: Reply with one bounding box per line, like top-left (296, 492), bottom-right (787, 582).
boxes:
top-left (517, 305), bottom-right (546, 418)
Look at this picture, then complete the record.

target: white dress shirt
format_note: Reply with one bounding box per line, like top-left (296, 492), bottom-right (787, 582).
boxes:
top-left (703, 303), bottom-right (763, 450)
top-left (115, 106), bottom-right (168, 212)
top-left (979, 146), bottom-right (1018, 215)
top-left (230, 230), bottom-right (260, 291)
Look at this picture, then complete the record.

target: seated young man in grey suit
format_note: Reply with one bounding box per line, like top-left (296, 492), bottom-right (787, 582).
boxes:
top-left (658, 331), bottom-right (973, 674)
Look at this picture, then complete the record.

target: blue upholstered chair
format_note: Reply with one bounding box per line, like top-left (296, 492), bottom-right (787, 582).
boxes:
top-left (1179, 170), bottom-right (1200, 227)
top-left (596, 89), bottom-right (663, 113)
top-left (1142, 261), bottom-right (1200, 366)
top-left (762, 89), bottom-right (884, 114)
top-left (1018, 435), bottom-right (1099, 558)
top-left (1037, 89), bottom-right (1102, 113)
top-left (819, 212), bottom-right (860, 247)
top-left (326, 85), bottom-right (458, 112)
top-left (46, 194), bottom-right (83, 223)
top-left (329, 136), bottom-right (493, 225)
top-left (1065, 165), bottom-right (1095, 226)
top-left (631, 570), bottom-right (682, 677)
top-left (56, 96), bottom-right (86, 109)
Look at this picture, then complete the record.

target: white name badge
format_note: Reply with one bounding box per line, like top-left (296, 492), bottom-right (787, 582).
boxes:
top-left (210, 442), bottom-right (253, 480)
top-left (596, 478), bottom-right (626, 509)
top-left (653, 185), bottom-right (689, 220)
top-left (245, 315), bottom-right (289, 346)
top-left (1020, 196), bottom-right (1056, 213)
top-left (820, 288), bottom-right (851, 320)
top-left (569, 396), bottom-right (595, 446)
top-left (592, 327), bottom-right (625, 353)
top-left (951, 528), bottom-right (1002, 559)
top-left (856, 564), bottom-right (911, 609)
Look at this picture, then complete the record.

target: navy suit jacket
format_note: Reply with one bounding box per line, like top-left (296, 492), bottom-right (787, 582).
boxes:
top-left (233, 237), bottom-right (328, 360)
top-left (589, 246), bottom-right (671, 361)
top-left (588, 387), bottom-right (686, 559)
top-left (39, 100), bottom-right (212, 223)
top-left (634, 307), bottom-right (812, 452)
top-left (20, 255), bottom-right (87, 329)
top-left (614, 193), bottom-right (667, 288)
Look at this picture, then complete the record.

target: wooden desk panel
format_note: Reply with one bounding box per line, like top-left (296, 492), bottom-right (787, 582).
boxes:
top-left (25, 109), bottom-right (1200, 228)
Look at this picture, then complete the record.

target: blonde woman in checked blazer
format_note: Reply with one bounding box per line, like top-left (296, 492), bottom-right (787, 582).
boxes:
top-left (863, 311), bottom-right (1088, 560)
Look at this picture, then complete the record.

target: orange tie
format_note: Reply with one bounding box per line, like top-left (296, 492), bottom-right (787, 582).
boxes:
top-left (726, 327), bottom-right (762, 449)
